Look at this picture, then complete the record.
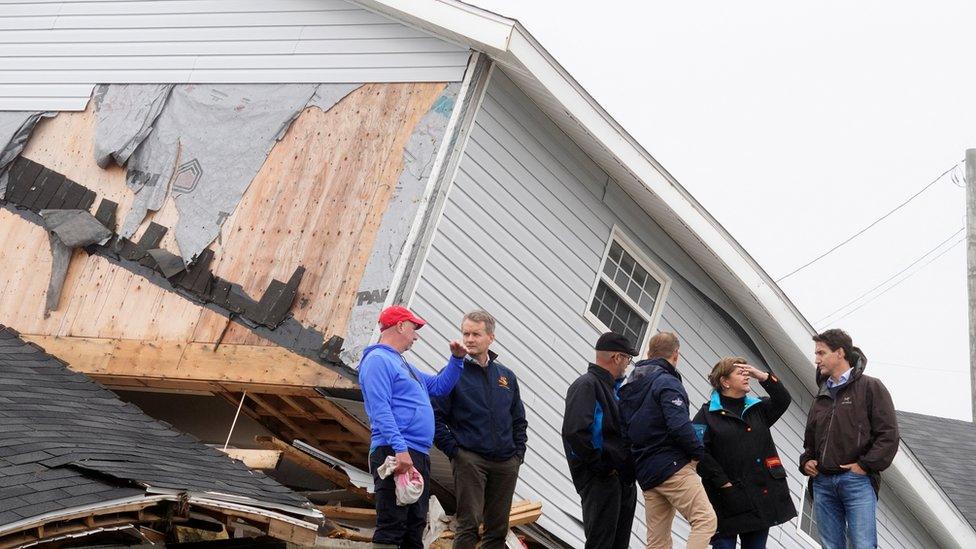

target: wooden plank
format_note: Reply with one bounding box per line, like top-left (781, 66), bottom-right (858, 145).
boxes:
top-left (318, 506), bottom-right (375, 522)
top-left (255, 436), bottom-right (371, 501)
top-left (20, 335), bottom-right (356, 390)
top-left (267, 517), bottom-right (317, 547)
top-left (217, 448), bottom-right (282, 470)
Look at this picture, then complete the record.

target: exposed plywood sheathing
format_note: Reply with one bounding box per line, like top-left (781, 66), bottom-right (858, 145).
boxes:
top-left (193, 82), bottom-right (448, 346)
top-left (6, 82), bottom-right (448, 350)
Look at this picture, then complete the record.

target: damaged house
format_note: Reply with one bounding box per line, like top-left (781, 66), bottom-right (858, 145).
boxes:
top-left (1, 0), bottom-right (976, 547)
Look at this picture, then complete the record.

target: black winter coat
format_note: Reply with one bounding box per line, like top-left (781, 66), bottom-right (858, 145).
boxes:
top-left (562, 364), bottom-right (634, 492)
top-left (692, 374), bottom-right (797, 537)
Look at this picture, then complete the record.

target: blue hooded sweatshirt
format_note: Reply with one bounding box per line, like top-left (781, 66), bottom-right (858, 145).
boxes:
top-left (358, 344), bottom-right (464, 454)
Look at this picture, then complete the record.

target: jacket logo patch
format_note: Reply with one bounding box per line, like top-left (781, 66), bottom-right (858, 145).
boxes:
top-left (497, 376), bottom-right (509, 389)
top-left (841, 396), bottom-right (853, 405)
top-left (765, 456), bottom-right (782, 469)
top-left (670, 397), bottom-right (684, 407)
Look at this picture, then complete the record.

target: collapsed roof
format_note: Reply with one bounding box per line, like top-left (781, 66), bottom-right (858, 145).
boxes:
top-left (0, 325), bottom-right (321, 547)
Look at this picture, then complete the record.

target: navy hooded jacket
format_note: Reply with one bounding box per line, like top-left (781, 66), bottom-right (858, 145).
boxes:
top-left (431, 351), bottom-right (528, 462)
top-left (618, 357), bottom-right (704, 490)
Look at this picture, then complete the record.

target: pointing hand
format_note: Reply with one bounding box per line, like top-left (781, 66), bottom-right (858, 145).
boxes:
top-left (449, 340), bottom-right (467, 359)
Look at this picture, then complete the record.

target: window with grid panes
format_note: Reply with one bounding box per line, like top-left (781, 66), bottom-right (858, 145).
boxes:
top-left (587, 235), bottom-right (668, 348)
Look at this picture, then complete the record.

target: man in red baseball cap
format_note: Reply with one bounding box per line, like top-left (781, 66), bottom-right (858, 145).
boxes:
top-left (359, 305), bottom-right (466, 548)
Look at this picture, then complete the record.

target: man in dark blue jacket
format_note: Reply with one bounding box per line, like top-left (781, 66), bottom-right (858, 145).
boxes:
top-left (433, 310), bottom-right (527, 549)
top-left (619, 331), bottom-right (716, 549)
top-left (562, 332), bottom-right (638, 549)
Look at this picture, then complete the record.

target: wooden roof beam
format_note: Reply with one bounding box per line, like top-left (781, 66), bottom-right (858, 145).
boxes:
top-left (21, 335), bottom-right (356, 391)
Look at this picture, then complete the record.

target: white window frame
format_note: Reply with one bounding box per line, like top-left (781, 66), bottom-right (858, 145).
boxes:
top-left (584, 226), bottom-right (671, 354)
top-left (797, 486), bottom-right (822, 548)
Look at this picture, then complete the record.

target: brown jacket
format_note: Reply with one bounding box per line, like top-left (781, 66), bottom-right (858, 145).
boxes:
top-left (799, 356), bottom-right (899, 491)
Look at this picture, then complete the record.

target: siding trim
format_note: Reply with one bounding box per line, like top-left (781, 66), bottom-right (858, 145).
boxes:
top-left (395, 52), bottom-right (494, 309)
top-left (382, 51), bottom-right (491, 313)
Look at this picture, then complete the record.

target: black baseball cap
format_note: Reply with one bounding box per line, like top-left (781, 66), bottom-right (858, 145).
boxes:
top-left (595, 332), bottom-right (638, 356)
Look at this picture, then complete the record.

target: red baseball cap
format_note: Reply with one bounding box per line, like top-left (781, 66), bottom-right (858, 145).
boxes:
top-left (378, 305), bottom-right (426, 330)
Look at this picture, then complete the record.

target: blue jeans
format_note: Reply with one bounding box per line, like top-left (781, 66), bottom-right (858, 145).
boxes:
top-left (711, 529), bottom-right (769, 549)
top-left (812, 471), bottom-right (877, 549)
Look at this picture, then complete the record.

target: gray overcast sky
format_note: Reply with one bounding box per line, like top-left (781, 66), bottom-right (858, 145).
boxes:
top-left (469, 0), bottom-right (975, 420)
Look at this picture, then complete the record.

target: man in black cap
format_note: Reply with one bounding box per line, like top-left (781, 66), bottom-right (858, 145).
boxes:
top-left (561, 332), bottom-right (639, 549)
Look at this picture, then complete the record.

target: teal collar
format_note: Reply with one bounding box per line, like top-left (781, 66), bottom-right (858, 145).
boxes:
top-left (708, 390), bottom-right (761, 416)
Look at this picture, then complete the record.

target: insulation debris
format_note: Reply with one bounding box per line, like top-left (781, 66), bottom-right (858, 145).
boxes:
top-left (93, 84), bottom-right (174, 169)
top-left (342, 83), bottom-right (461, 364)
top-left (0, 111), bottom-right (54, 196)
top-left (116, 84), bottom-right (318, 261)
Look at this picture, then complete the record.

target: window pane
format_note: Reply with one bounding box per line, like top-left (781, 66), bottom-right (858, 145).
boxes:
top-left (643, 275), bottom-right (661, 296)
top-left (626, 280), bottom-right (642, 303)
top-left (632, 265), bottom-right (648, 287)
top-left (638, 292), bottom-right (656, 315)
top-left (614, 267), bottom-right (629, 289)
top-left (603, 259), bottom-right (616, 278)
top-left (608, 242), bottom-right (623, 264)
top-left (619, 252), bottom-right (635, 276)
top-left (597, 305), bottom-right (613, 327)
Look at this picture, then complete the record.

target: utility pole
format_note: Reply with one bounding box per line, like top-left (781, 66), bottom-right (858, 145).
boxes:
top-left (967, 149), bottom-right (976, 423)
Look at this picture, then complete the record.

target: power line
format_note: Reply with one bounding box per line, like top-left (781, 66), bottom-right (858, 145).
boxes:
top-left (819, 234), bottom-right (965, 326)
top-left (776, 161), bottom-right (963, 282)
top-left (814, 226), bottom-right (965, 325)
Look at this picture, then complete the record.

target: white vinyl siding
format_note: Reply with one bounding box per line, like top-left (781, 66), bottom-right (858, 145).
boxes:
top-left (407, 69), bottom-right (937, 548)
top-left (0, 0), bottom-right (470, 111)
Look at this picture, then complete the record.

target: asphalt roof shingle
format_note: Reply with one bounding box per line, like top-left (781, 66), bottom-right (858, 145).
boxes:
top-left (897, 410), bottom-right (976, 530)
top-left (0, 325), bottom-right (310, 526)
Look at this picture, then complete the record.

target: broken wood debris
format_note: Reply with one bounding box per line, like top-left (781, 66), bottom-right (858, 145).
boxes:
top-left (255, 436), bottom-right (373, 502)
top-left (316, 500), bottom-right (543, 541)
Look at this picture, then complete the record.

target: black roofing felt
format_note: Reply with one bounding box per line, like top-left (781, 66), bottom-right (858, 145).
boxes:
top-left (897, 410), bottom-right (976, 530)
top-left (0, 326), bottom-right (309, 525)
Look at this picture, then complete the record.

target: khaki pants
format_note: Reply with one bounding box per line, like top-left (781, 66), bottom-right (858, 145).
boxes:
top-left (643, 462), bottom-right (717, 549)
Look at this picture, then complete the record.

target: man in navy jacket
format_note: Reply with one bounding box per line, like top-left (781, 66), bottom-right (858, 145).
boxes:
top-left (359, 305), bottom-right (467, 548)
top-left (619, 332), bottom-right (716, 549)
top-left (433, 310), bottom-right (527, 549)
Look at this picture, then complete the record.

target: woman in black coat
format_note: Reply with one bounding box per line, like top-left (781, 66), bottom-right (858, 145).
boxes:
top-left (692, 357), bottom-right (796, 549)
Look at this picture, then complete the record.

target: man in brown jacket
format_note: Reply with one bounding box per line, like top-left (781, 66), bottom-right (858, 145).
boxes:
top-left (799, 329), bottom-right (898, 549)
